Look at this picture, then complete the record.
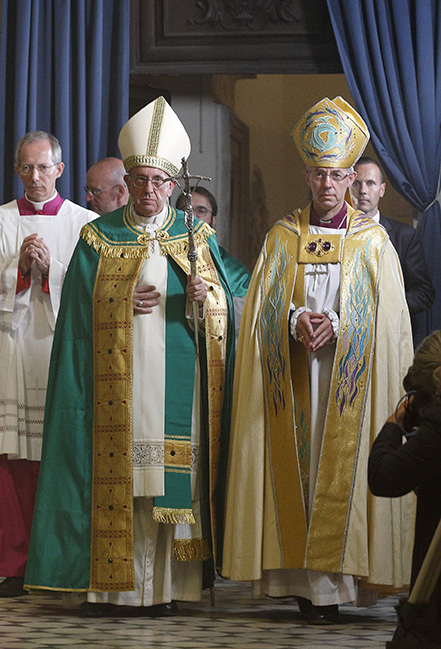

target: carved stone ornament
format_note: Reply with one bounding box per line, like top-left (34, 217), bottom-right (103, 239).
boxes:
top-left (190, 0), bottom-right (301, 31)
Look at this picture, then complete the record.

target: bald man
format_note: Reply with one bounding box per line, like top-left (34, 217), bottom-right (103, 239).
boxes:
top-left (85, 157), bottom-right (129, 215)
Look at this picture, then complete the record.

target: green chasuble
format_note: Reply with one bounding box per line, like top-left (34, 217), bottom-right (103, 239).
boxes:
top-left (25, 205), bottom-right (235, 593)
top-left (219, 246), bottom-right (250, 298)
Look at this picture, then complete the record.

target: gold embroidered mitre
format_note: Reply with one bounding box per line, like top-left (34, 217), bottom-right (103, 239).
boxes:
top-left (292, 96), bottom-right (370, 168)
top-left (118, 96), bottom-right (191, 176)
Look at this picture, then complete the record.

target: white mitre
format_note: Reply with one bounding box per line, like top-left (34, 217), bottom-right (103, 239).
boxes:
top-left (118, 96), bottom-right (191, 176)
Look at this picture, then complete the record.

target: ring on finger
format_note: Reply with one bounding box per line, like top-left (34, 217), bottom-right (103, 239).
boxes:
top-left (298, 335), bottom-right (304, 342)
top-left (138, 300), bottom-right (144, 307)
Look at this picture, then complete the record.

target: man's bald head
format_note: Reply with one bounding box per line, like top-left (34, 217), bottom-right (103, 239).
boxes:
top-left (85, 157), bottom-right (129, 215)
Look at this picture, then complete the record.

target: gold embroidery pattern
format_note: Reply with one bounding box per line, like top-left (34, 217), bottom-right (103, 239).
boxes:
top-left (298, 233), bottom-right (342, 264)
top-left (164, 438), bottom-right (192, 469)
top-left (170, 242), bottom-right (228, 562)
top-left (123, 155), bottom-right (178, 177)
top-left (260, 218), bottom-right (308, 568)
top-left (137, 233), bottom-right (151, 246)
top-left (147, 96), bottom-right (165, 157)
top-left (90, 255), bottom-right (143, 592)
top-left (306, 216), bottom-right (386, 572)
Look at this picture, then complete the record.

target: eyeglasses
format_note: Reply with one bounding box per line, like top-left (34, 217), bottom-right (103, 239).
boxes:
top-left (307, 170), bottom-right (351, 183)
top-left (18, 163), bottom-right (58, 175)
top-left (193, 206), bottom-right (212, 217)
top-left (128, 175), bottom-right (168, 190)
top-left (84, 185), bottom-right (117, 197)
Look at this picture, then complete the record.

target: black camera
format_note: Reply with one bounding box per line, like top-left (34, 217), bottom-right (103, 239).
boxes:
top-left (401, 387), bottom-right (431, 433)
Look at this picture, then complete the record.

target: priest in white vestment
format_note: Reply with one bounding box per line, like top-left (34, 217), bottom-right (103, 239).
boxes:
top-left (222, 97), bottom-right (415, 624)
top-left (0, 131), bottom-right (92, 598)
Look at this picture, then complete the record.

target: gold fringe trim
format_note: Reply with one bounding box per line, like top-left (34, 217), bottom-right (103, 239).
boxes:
top-left (80, 223), bottom-right (212, 260)
top-left (80, 225), bottom-right (150, 259)
top-left (152, 507), bottom-right (196, 525)
top-left (160, 229), bottom-right (210, 257)
top-left (172, 537), bottom-right (212, 562)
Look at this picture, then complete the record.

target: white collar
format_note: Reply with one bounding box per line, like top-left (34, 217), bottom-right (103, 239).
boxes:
top-left (25, 191), bottom-right (58, 211)
top-left (130, 202), bottom-right (168, 231)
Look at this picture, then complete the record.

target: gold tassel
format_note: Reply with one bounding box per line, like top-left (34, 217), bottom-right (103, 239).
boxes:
top-left (80, 223), bottom-right (213, 260)
top-left (80, 225), bottom-right (151, 259)
top-left (152, 507), bottom-right (196, 525)
top-left (172, 538), bottom-right (212, 562)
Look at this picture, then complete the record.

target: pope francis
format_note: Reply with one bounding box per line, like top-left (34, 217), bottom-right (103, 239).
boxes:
top-left (25, 97), bottom-right (235, 617)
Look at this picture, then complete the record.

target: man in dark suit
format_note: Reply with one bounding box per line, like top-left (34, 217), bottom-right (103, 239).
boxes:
top-left (352, 157), bottom-right (435, 334)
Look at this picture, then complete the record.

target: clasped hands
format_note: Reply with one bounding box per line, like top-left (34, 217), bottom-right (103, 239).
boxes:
top-left (134, 275), bottom-right (207, 314)
top-left (19, 234), bottom-right (51, 277)
top-left (296, 310), bottom-right (333, 352)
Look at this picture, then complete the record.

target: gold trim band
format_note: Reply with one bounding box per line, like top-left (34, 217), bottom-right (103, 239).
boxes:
top-left (123, 155), bottom-right (178, 176)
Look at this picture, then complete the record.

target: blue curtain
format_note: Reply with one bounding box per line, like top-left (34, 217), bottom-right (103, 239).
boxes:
top-left (326, 0), bottom-right (441, 343)
top-left (0, 0), bottom-right (130, 206)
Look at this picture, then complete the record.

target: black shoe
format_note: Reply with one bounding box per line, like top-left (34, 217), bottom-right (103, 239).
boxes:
top-left (0, 577), bottom-right (26, 598)
top-left (308, 604), bottom-right (339, 625)
top-left (297, 597), bottom-right (315, 617)
top-left (138, 601), bottom-right (178, 617)
top-left (79, 602), bottom-right (120, 617)
top-left (297, 597), bottom-right (339, 625)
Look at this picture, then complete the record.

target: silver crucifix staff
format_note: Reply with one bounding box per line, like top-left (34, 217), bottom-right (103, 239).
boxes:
top-left (167, 157), bottom-right (211, 356)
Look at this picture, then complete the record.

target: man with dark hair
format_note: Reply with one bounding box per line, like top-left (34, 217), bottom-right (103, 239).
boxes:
top-left (0, 130), bottom-right (92, 597)
top-left (176, 186), bottom-right (250, 340)
top-left (352, 156), bottom-right (434, 332)
top-left (176, 185), bottom-right (218, 228)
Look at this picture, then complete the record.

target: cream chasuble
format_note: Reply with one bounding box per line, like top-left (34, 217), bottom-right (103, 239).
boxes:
top-left (222, 205), bottom-right (415, 607)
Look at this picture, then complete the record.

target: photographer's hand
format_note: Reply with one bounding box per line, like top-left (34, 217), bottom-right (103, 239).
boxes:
top-left (387, 394), bottom-right (415, 425)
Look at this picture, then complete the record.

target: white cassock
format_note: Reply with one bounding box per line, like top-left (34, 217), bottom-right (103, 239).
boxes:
top-left (0, 197), bottom-right (92, 461)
